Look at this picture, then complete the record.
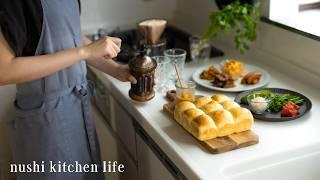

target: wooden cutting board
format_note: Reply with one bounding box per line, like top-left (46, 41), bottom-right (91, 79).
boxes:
top-left (163, 91), bottom-right (259, 154)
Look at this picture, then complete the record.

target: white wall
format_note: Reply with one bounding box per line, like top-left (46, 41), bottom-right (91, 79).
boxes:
top-left (79, 0), bottom-right (320, 81)
top-left (171, 0), bottom-right (320, 87)
top-left (0, 85), bottom-right (16, 180)
top-left (80, 0), bottom-right (177, 34)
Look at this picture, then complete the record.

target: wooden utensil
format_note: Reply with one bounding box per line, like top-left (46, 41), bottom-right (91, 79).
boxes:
top-left (174, 64), bottom-right (184, 88)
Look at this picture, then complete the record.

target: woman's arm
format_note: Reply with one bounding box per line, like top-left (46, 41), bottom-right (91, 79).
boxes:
top-left (0, 32), bottom-right (121, 86)
top-left (82, 36), bottom-right (136, 84)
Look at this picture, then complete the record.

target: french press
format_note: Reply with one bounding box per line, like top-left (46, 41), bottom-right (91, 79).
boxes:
top-left (128, 47), bottom-right (157, 102)
top-left (128, 19), bottom-right (167, 102)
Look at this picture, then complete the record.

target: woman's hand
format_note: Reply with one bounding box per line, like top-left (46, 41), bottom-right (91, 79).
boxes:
top-left (82, 36), bottom-right (121, 61)
top-left (113, 64), bottom-right (137, 84)
top-left (81, 35), bottom-right (136, 84)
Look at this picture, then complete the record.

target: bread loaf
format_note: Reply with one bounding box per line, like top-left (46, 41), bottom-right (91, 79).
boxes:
top-left (209, 110), bottom-right (235, 137)
top-left (174, 101), bottom-right (196, 125)
top-left (194, 96), bottom-right (212, 108)
top-left (190, 114), bottom-right (218, 140)
top-left (181, 108), bottom-right (204, 128)
top-left (201, 100), bottom-right (223, 114)
top-left (220, 101), bottom-right (240, 110)
top-left (211, 94), bottom-right (231, 103)
top-left (229, 107), bottom-right (253, 133)
top-left (174, 95), bottom-right (254, 141)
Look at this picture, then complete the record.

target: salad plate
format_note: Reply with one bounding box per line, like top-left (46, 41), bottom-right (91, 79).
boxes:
top-left (235, 88), bottom-right (312, 121)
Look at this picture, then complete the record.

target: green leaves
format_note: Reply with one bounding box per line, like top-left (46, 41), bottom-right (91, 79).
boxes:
top-left (203, 0), bottom-right (260, 54)
top-left (268, 94), bottom-right (304, 113)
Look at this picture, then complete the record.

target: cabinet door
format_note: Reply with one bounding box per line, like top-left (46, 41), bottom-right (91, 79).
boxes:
top-left (136, 135), bottom-right (175, 180)
top-left (110, 97), bottom-right (137, 160)
top-left (93, 107), bottom-right (138, 180)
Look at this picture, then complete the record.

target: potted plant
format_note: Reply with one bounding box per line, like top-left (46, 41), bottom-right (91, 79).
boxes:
top-left (203, 0), bottom-right (260, 53)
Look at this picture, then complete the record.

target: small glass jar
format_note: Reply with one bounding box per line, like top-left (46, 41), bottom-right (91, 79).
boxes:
top-left (175, 81), bottom-right (196, 103)
top-left (189, 35), bottom-right (211, 64)
top-left (247, 94), bottom-right (271, 114)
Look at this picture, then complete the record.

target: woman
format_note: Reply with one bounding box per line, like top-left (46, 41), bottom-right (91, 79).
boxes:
top-left (0, 0), bottom-right (136, 179)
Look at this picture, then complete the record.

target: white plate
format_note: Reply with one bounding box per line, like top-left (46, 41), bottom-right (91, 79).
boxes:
top-left (192, 64), bottom-right (271, 92)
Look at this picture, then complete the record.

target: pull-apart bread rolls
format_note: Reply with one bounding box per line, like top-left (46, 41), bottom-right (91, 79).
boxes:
top-left (190, 114), bottom-right (218, 140)
top-left (173, 95), bottom-right (254, 141)
top-left (220, 101), bottom-right (240, 110)
top-left (181, 108), bottom-right (204, 128)
top-left (194, 96), bottom-right (212, 108)
top-left (208, 110), bottom-right (235, 137)
top-left (174, 101), bottom-right (196, 125)
top-left (229, 107), bottom-right (253, 133)
top-left (211, 94), bottom-right (231, 103)
top-left (174, 101), bottom-right (218, 140)
top-left (201, 100), bottom-right (223, 114)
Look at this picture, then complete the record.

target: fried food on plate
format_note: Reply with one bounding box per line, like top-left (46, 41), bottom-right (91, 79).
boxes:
top-left (241, 71), bottom-right (262, 85)
top-left (221, 60), bottom-right (245, 80)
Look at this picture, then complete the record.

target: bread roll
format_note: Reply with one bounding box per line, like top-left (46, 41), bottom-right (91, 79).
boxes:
top-left (211, 94), bottom-right (231, 103)
top-left (173, 95), bottom-right (254, 141)
top-left (174, 101), bottom-right (196, 124)
top-left (181, 108), bottom-right (204, 127)
top-left (190, 114), bottom-right (218, 140)
top-left (209, 110), bottom-right (235, 137)
top-left (220, 101), bottom-right (240, 110)
top-left (229, 107), bottom-right (254, 133)
top-left (194, 96), bottom-right (212, 108)
top-left (201, 100), bottom-right (223, 114)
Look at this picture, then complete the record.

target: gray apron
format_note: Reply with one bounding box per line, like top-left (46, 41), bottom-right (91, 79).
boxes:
top-left (10, 0), bottom-right (104, 179)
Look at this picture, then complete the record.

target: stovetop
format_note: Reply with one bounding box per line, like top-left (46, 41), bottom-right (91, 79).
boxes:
top-left (88, 26), bottom-right (224, 63)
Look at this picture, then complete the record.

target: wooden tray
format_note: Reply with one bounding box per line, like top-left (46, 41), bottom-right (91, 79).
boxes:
top-left (163, 91), bottom-right (259, 154)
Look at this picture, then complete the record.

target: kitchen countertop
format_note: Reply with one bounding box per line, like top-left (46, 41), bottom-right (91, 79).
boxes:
top-left (90, 51), bottom-right (320, 179)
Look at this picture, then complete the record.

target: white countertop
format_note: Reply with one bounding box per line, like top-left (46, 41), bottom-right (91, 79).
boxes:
top-left (90, 52), bottom-right (320, 180)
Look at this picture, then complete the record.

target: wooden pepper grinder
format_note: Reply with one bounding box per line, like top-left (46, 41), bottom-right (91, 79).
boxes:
top-left (128, 46), bottom-right (157, 102)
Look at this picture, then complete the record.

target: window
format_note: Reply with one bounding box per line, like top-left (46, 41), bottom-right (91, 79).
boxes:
top-left (265, 0), bottom-right (320, 38)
